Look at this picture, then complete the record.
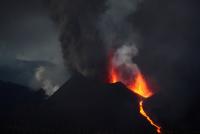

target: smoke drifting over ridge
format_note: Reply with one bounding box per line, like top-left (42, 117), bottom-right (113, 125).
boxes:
top-left (46, 0), bottom-right (141, 79)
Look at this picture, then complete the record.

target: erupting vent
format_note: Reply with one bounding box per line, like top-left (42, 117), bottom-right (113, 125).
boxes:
top-left (108, 52), bottom-right (161, 133)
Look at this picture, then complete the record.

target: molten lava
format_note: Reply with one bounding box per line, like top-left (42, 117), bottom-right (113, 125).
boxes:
top-left (108, 54), bottom-right (161, 133)
top-left (139, 101), bottom-right (161, 133)
top-left (128, 72), bottom-right (153, 98)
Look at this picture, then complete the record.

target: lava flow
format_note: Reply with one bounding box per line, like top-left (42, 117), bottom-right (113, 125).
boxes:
top-left (108, 53), bottom-right (161, 133)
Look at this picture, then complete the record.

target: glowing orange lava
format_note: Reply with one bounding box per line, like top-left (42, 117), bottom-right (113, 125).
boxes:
top-left (127, 72), bottom-right (153, 98)
top-left (139, 101), bottom-right (161, 133)
top-left (108, 56), bottom-right (153, 98)
top-left (108, 54), bottom-right (161, 133)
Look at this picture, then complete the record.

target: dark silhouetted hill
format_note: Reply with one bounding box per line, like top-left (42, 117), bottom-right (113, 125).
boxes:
top-left (0, 80), bottom-right (46, 129)
top-left (0, 74), bottom-right (156, 133)
top-left (27, 73), bottom-right (156, 134)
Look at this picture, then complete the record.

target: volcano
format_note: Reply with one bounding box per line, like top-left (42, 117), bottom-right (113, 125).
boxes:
top-left (17, 73), bottom-right (155, 134)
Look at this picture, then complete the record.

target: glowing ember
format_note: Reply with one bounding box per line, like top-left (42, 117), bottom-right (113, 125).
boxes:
top-left (108, 53), bottom-right (161, 133)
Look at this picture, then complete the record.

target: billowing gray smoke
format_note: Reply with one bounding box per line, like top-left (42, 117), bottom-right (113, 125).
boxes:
top-left (98, 0), bottom-right (140, 48)
top-left (46, 0), bottom-right (141, 79)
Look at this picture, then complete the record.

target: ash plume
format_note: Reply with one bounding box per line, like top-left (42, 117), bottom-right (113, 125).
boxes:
top-left (111, 44), bottom-right (140, 84)
top-left (46, 0), bottom-right (141, 79)
top-left (98, 0), bottom-right (141, 48)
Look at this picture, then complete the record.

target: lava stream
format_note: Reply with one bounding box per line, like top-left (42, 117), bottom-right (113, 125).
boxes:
top-left (139, 101), bottom-right (161, 133)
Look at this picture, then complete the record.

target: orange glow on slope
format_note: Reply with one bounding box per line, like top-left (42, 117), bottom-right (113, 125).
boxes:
top-left (108, 54), bottom-right (153, 98)
top-left (127, 72), bottom-right (153, 98)
top-left (109, 63), bottom-right (118, 83)
top-left (108, 54), bottom-right (161, 133)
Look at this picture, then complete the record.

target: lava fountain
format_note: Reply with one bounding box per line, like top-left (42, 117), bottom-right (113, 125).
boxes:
top-left (108, 51), bottom-right (161, 133)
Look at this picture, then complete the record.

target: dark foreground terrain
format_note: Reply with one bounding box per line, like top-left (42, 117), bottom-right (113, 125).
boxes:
top-left (0, 74), bottom-right (199, 134)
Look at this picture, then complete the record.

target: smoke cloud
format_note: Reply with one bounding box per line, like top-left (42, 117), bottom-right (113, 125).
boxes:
top-left (46, 0), bottom-right (141, 79)
top-left (113, 45), bottom-right (138, 66)
top-left (98, 0), bottom-right (140, 48)
top-left (33, 65), bottom-right (67, 95)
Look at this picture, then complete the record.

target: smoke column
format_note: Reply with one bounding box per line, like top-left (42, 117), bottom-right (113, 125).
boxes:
top-left (46, 0), bottom-right (141, 79)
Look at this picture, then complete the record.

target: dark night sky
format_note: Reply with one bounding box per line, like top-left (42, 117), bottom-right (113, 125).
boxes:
top-left (0, 0), bottom-right (68, 95)
top-left (0, 0), bottom-right (200, 126)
